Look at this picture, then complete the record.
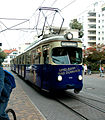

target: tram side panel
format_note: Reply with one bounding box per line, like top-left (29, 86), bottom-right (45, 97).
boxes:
top-left (41, 64), bottom-right (52, 90)
top-left (24, 64), bottom-right (52, 90)
top-left (25, 64), bottom-right (42, 88)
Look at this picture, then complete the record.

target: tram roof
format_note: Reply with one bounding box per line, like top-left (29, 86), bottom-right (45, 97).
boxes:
top-left (25, 35), bottom-right (81, 52)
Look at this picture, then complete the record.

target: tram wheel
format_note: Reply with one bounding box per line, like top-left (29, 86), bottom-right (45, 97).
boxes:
top-left (74, 89), bottom-right (80, 94)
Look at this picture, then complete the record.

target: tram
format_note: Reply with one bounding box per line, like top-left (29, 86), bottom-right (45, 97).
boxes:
top-left (10, 7), bottom-right (83, 93)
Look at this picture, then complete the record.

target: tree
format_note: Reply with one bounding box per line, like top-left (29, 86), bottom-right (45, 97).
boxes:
top-left (69, 19), bottom-right (84, 38)
top-left (83, 45), bottom-right (105, 71)
top-left (0, 48), bottom-right (7, 65)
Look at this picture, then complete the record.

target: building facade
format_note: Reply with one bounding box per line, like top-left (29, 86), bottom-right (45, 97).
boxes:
top-left (3, 49), bottom-right (18, 67)
top-left (96, 3), bottom-right (105, 45)
top-left (78, 1), bottom-right (105, 49)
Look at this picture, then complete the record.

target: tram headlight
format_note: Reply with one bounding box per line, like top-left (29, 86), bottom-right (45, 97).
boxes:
top-left (58, 75), bottom-right (62, 81)
top-left (78, 75), bottom-right (82, 81)
top-left (64, 32), bottom-right (73, 40)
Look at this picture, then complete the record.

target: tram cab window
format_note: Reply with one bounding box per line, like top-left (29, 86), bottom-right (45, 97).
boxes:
top-left (52, 47), bottom-right (82, 64)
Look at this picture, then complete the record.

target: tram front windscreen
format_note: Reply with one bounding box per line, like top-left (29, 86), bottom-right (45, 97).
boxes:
top-left (52, 47), bottom-right (82, 64)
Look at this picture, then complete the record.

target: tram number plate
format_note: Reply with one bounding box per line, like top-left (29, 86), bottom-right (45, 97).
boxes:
top-left (61, 42), bottom-right (77, 47)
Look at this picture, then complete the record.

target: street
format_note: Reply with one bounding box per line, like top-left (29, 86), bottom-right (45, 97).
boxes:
top-left (82, 74), bottom-right (105, 99)
top-left (6, 67), bottom-right (105, 120)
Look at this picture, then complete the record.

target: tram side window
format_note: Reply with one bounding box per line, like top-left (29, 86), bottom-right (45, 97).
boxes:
top-left (26, 52), bottom-right (31, 65)
top-left (31, 50), bottom-right (36, 64)
top-left (35, 56), bottom-right (40, 64)
top-left (19, 57), bottom-right (21, 64)
top-left (13, 60), bottom-right (14, 64)
top-left (35, 51), bottom-right (40, 64)
top-left (16, 58), bottom-right (18, 64)
top-left (22, 55), bottom-right (24, 64)
top-left (43, 50), bottom-right (49, 64)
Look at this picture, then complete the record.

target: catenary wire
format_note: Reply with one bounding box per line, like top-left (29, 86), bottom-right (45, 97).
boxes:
top-left (0, 18), bottom-right (29, 21)
top-left (0, 19), bottom-right (30, 33)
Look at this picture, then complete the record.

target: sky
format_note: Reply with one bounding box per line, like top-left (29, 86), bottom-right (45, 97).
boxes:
top-left (0, 0), bottom-right (97, 50)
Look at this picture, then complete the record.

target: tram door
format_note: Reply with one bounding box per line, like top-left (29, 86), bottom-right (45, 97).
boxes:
top-left (42, 45), bottom-right (49, 89)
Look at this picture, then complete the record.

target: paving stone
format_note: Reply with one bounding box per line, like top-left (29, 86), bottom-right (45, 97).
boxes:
top-left (7, 81), bottom-right (45, 120)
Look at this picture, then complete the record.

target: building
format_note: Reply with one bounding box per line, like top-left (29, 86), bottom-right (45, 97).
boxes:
top-left (96, 3), bottom-right (105, 45)
top-left (3, 49), bottom-right (18, 67)
top-left (78, 0), bottom-right (105, 49)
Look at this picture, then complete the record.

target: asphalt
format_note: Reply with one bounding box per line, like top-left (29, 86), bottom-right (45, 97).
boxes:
top-left (7, 80), bottom-right (45, 120)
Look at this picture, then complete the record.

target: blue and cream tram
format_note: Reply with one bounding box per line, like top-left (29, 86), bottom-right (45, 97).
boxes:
top-left (10, 7), bottom-right (83, 93)
top-left (10, 32), bottom-right (83, 93)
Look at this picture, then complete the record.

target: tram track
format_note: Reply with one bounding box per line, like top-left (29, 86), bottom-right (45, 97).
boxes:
top-left (76, 94), bottom-right (105, 105)
top-left (52, 91), bottom-right (105, 120)
top-left (55, 98), bottom-right (89, 120)
top-left (65, 92), bottom-right (105, 113)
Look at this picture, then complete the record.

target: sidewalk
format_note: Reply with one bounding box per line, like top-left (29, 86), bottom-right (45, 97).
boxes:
top-left (7, 81), bottom-right (45, 120)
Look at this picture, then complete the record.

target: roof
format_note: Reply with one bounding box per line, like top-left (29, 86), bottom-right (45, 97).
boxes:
top-left (3, 49), bottom-right (17, 54)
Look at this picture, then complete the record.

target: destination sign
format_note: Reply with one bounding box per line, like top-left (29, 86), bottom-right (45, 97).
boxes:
top-left (61, 42), bottom-right (77, 47)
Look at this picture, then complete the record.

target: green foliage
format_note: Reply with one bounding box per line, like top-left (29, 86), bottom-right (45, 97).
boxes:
top-left (90, 62), bottom-right (100, 71)
top-left (0, 48), bottom-right (7, 65)
top-left (69, 19), bottom-right (83, 30)
top-left (69, 19), bottom-right (83, 38)
top-left (84, 47), bottom-right (105, 71)
top-left (87, 51), bottom-right (100, 62)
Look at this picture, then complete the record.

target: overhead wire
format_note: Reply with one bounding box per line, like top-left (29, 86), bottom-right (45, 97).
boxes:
top-left (0, 21), bottom-right (8, 29)
top-left (0, 0), bottom-right (58, 33)
top-left (0, 0), bottom-right (46, 33)
top-left (76, 1), bottom-right (96, 17)
top-left (0, 18), bottom-right (29, 21)
top-left (0, 0), bottom-right (94, 33)
top-left (0, 0), bottom-right (47, 49)
top-left (0, 25), bottom-right (12, 49)
top-left (61, 0), bottom-right (77, 11)
top-left (0, 19), bottom-right (30, 33)
top-left (36, 0), bottom-right (77, 25)
top-left (0, 0), bottom-right (85, 49)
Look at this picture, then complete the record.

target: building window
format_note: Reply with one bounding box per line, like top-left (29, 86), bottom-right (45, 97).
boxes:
top-left (102, 20), bottom-right (104, 23)
top-left (102, 7), bottom-right (105, 11)
top-left (98, 37), bottom-right (100, 40)
top-left (98, 26), bottom-right (100, 28)
top-left (102, 25), bottom-right (104, 28)
top-left (102, 31), bottom-right (104, 34)
top-left (10, 56), bottom-right (13, 59)
top-left (98, 20), bottom-right (100, 23)
top-left (102, 37), bottom-right (104, 40)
